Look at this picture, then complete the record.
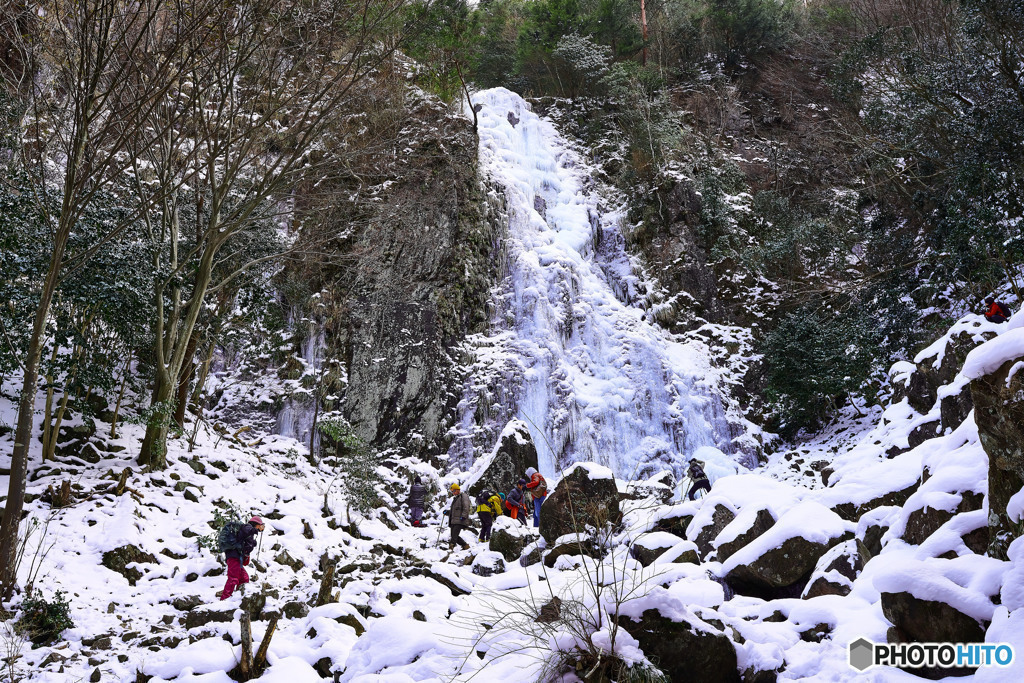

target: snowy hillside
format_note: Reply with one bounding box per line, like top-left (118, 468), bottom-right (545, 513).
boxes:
top-left (2, 1), bottom-right (1023, 680)
top-left (2, 298), bottom-right (1021, 682)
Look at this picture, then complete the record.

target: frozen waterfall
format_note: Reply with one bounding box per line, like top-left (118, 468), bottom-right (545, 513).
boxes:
top-left (454, 87), bottom-right (738, 481)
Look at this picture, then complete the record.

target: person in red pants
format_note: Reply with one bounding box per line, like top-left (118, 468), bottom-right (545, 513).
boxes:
top-left (218, 515), bottom-right (265, 600)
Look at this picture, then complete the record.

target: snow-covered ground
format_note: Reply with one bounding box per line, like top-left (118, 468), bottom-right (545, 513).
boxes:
top-left (1, 88), bottom-right (1023, 682)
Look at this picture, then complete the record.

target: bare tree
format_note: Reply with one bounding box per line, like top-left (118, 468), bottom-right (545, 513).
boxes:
top-left (0, 0), bottom-right (222, 599)
top-left (132, 0), bottom-right (414, 468)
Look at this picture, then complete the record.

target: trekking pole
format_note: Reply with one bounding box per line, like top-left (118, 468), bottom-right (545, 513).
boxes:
top-left (679, 475), bottom-right (691, 502)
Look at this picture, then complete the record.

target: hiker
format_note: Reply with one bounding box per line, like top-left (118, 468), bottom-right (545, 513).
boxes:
top-left (524, 467), bottom-right (547, 527)
top-left (408, 475), bottom-right (426, 527)
top-left (476, 489), bottom-right (503, 542)
top-left (505, 479), bottom-right (528, 525)
top-left (687, 460), bottom-right (711, 501)
top-left (218, 515), bottom-right (266, 600)
top-left (983, 297), bottom-right (1012, 324)
top-left (445, 483), bottom-right (472, 550)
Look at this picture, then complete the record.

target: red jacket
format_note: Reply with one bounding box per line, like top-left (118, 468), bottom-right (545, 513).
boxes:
top-left (525, 472), bottom-right (547, 498)
top-left (985, 302), bottom-right (1011, 321)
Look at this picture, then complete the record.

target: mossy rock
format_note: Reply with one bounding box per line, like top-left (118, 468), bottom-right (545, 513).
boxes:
top-left (101, 545), bottom-right (158, 586)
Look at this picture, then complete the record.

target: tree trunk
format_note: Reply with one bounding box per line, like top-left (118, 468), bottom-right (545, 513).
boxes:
top-left (109, 356), bottom-right (131, 440)
top-left (253, 615), bottom-right (278, 671)
top-left (315, 561), bottom-right (336, 606)
top-left (0, 231), bottom-right (69, 598)
top-left (44, 389), bottom-right (73, 462)
top-left (141, 227), bottom-right (222, 469)
top-left (238, 609), bottom-right (253, 681)
top-left (173, 330), bottom-right (201, 427)
top-left (139, 372), bottom-right (173, 469)
top-left (40, 344), bottom-right (59, 462)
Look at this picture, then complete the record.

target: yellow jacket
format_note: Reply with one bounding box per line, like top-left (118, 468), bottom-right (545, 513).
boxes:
top-left (477, 495), bottom-right (502, 516)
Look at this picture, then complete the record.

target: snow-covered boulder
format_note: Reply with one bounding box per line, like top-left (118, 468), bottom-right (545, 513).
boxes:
top-left (714, 506), bottom-right (776, 563)
top-left (463, 419), bottom-right (540, 498)
top-left (690, 503), bottom-right (736, 558)
top-left (722, 502), bottom-right (849, 598)
top-left (650, 504), bottom-right (696, 539)
top-left (616, 606), bottom-right (739, 682)
top-left (902, 491), bottom-right (984, 546)
top-left (101, 544), bottom-right (158, 586)
top-left (488, 515), bottom-right (532, 562)
top-left (967, 321), bottom-right (1024, 559)
top-left (631, 532), bottom-right (690, 567)
top-left (882, 592), bottom-right (986, 679)
top-left (801, 540), bottom-right (862, 599)
top-left (471, 551), bottom-right (506, 577)
top-left (539, 462), bottom-right (619, 544)
top-left (874, 553), bottom-right (1002, 678)
top-left (544, 533), bottom-right (602, 568)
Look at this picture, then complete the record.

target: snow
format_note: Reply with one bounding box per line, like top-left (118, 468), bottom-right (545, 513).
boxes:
top-left (962, 324), bottom-right (1024, 380)
top-left (2, 82), bottom-right (1023, 683)
top-left (721, 502), bottom-right (849, 574)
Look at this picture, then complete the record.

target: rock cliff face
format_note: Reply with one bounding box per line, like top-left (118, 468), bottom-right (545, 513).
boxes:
top-left (972, 355), bottom-right (1024, 559)
top-left (287, 95), bottom-right (502, 461)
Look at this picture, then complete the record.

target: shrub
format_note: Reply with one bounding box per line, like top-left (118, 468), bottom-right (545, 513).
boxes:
top-left (762, 301), bottom-right (879, 435)
top-left (195, 501), bottom-right (248, 555)
top-left (15, 590), bottom-right (74, 646)
top-left (318, 416), bottom-right (383, 517)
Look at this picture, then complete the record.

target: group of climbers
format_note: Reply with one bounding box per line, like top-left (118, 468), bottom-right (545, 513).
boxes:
top-left (412, 465), bottom-right (549, 549)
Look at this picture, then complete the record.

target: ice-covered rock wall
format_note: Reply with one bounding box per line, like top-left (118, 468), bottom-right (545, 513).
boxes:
top-left (452, 88), bottom-right (741, 480)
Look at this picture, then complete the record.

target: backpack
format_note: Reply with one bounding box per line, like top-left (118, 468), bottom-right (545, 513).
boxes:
top-left (217, 521), bottom-right (244, 553)
top-left (531, 474), bottom-right (547, 497)
top-left (477, 489), bottom-right (494, 506)
top-left (487, 494), bottom-right (503, 517)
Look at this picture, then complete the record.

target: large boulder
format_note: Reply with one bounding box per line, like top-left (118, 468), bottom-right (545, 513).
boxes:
top-left (897, 332), bottom-right (987, 416)
top-left (882, 592), bottom-right (986, 679)
top-left (714, 507), bottom-right (776, 563)
top-left (544, 535), bottom-right (602, 568)
top-left (465, 419), bottom-right (539, 498)
top-left (971, 351), bottom-right (1024, 559)
top-left (801, 540), bottom-right (862, 599)
top-left (651, 506), bottom-right (694, 539)
top-left (723, 502), bottom-right (848, 599)
top-left (471, 551), bottom-right (506, 577)
top-left (902, 491), bottom-right (983, 546)
top-left (830, 480), bottom-right (919, 522)
top-left (692, 504), bottom-right (736, 558)
top-left (616, 608), bottom-right (739, 682)
top-left (539, 463), bottom-right (619, 544)
top-left (630, 532), bottom-right (687, 567)
top-left (488, 515), bottom-right (533, 562)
